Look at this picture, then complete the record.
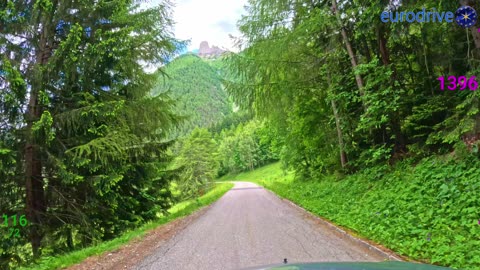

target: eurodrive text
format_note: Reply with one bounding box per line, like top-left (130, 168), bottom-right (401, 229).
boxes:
top-left (381, 8), bottom-right (454, 23)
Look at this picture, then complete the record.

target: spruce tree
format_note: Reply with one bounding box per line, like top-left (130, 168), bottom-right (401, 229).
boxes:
top-left (1, 0), bottom-right (183, 264)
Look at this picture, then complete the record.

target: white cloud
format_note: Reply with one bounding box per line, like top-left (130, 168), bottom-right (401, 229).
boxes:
top-left (147, 0), bottom-right (248, 52)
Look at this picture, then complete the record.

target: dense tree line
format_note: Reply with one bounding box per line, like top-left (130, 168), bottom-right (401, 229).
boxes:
top-left (216, 120), bottom-right (279, 175)
top-left (0, 1), bottom-right (183, 268)
top-left (170, 116), bottom-right (279, 199)
top-left (224, 0), bottom-right (480, 178)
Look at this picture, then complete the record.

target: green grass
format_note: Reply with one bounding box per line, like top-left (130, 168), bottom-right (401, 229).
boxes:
top-left (220, 160), bottom-right (480, 270)
top-left (218, 162), bottom-right (292, 183)
top-left (19, 183), bottom-right (233, 270)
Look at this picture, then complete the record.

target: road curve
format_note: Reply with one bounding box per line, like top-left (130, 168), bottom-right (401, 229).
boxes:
top-left (134, 182), bottom-right (386, 270)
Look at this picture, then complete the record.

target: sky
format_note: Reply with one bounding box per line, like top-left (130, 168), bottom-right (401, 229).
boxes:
top-left (146, 0), bottom-right (249, 52)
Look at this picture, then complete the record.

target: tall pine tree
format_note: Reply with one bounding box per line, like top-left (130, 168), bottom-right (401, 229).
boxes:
top-left (1, 0), bottom-right (184, 265)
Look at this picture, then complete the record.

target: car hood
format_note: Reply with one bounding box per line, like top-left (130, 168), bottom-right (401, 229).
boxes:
top-left (240, 261), bottom-right (454, 270)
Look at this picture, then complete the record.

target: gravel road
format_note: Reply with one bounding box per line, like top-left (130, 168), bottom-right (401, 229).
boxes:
top-left (134, 182), bottom-right (387, 270)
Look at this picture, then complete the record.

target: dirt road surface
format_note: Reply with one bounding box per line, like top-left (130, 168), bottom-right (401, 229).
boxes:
top-left (134, 182), bottom-right (390, 270)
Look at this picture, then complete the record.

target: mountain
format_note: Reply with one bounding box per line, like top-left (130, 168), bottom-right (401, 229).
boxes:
top-left (152, 54), bottom-right (233, 135)
top-left (198, 41), bottom-right (227, 59)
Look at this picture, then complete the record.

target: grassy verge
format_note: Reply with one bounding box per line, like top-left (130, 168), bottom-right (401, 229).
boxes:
top-left (20, 183), bottom-right (233, 270)
top-left (218, 162), bottom-right (290, 182)
top-left (220, 160), bottom-right (480, 270)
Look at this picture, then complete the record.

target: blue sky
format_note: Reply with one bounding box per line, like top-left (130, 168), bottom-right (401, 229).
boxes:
top-left (147, 0), bottom-right (248, 52)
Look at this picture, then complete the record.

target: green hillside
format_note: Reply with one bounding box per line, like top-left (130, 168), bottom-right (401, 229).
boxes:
top-left (152, 54), bottom-right (233, 135)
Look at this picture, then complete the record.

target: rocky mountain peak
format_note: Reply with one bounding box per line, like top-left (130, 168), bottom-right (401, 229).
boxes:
top-left (198, 41), bottom-right (227, 59)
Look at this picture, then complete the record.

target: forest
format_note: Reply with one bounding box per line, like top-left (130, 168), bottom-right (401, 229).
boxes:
top-left (0, 0), bottom-right (479, 269)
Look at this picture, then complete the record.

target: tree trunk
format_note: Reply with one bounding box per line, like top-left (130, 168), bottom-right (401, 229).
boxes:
top-left (331, 0), bottom-right (365, 97)
top-left (378, 29), bottom-right (390, 66)
top-left (67, 226), bottom-right (74, 251)
top-left (363, 37), bottom-right (372, 63)
top-left (25, 65), bottom-right (46, 259)
top-left (472, 26), bottom-right (480, 49)
top-left (25, 10), bottom-right (52, 257)
top-left (377, 25), bottom-right (408, 154)
top-left (326, 73), bottom-right (348, 168)
top-left (464, 0), bottom-right (480, 51)
top-left (331, 99), bottom-right (347, 168)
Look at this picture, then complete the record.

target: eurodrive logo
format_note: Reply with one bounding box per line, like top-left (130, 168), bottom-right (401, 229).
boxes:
top-left (380, 5), bottom-right (477, 28)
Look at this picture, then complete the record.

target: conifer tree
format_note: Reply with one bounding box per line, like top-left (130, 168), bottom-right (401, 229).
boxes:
top-left (1, 0), bottom-right (183, 264)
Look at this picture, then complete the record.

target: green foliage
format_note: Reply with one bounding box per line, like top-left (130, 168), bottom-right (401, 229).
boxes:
top-left (152, 54), bottom-right (233, 135)
top-left (0, 0), bottom-right (185, 268)
top-left (209, 110), bottom-right (253, 134)
top-left (218, 162), bottom-right (288, 183)
top-left (175, 128), bottom-right (220, 198)
top-left (217, 120), bottom-right (279, 176)
top-left (32, 111), bottom-right (55, 145)
top-left (226, 0), bottom-right (480, 176)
